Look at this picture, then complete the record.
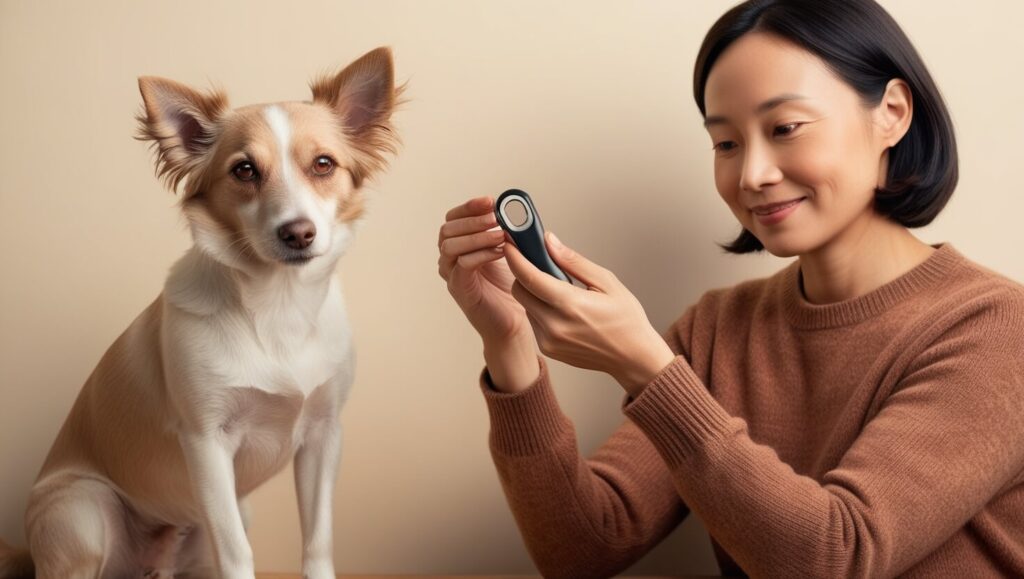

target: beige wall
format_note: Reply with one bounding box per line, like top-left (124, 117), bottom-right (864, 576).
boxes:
top-left (1, 0), bottom-right (1021, 574)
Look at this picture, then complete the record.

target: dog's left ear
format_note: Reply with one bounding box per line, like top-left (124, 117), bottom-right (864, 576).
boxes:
top-left (310, 46), bottom-right (407, 188)
top-left (135, 76), bottom-right (229, 194)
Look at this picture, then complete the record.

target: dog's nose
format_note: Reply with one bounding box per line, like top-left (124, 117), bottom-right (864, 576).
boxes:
top-left (278, 218), bottom-right (317, 249)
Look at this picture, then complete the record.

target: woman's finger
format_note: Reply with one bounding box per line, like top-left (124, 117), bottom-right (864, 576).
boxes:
top-left (444, 196), bottom-right (493, 222)
top-left (504, 234), bottom-right (577, 307)
top-left (452, 244), bottom-right (505, 274)
top-left (510, 278), bottom-right (562, 320)
top-left (439, 212), bottom-right (499, 247)
top-left (440, 228), bottom-right (506, 259)
top-left (544, 231), bottom-right (615, 293)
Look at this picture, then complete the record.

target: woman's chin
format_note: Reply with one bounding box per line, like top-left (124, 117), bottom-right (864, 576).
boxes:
top-left (755, 230), bottom-right (812, 259)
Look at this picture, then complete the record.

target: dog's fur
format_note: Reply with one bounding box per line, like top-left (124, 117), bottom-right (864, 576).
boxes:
top-left (0, 46), bottom-right (405, 579)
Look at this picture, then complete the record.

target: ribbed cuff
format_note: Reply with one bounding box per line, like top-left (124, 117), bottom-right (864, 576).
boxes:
top-left (622, 354), bottom-right (732, 467)
top-left (478, 355), bottom-right (574, 456)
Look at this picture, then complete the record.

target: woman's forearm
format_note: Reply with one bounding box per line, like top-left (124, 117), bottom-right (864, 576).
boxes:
top-left (477, 354), bottom-right (690, 577)
top-left (482, 331), bottom-right (540, 393)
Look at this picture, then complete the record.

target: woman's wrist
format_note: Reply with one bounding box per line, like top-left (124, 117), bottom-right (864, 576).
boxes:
top-left (613, 335), bottom-right (677, 399)
top-left (481, 330), bottom-right (541, 394)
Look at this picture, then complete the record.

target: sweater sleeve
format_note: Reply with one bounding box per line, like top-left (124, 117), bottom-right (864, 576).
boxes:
top-left (477, 310), bottom-right (699, 578)
top-left (622, 290), bottom-right (1024, 578)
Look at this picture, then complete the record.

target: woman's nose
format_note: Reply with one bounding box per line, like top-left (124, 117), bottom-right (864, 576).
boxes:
top-left (739, 139), bottom-right (784, 193)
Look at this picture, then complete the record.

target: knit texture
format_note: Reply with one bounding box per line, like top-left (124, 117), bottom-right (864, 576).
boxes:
top-left (478, 242), bottom-right (1024, 578)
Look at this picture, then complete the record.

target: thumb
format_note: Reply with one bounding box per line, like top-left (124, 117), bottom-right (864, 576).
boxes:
top-left (545, 231), bottom-right (610, 291)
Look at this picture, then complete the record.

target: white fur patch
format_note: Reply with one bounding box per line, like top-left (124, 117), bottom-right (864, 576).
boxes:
top-left (261, 105), bottom-right (340, 260)
top-left (264, 105), bottom-right (296, 193)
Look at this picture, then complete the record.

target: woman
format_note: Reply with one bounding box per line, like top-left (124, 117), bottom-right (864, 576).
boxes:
top-left (436, 0), bottom-right (1024, 577)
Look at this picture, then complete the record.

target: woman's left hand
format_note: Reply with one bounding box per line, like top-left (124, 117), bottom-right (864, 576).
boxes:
top-left (502, 230), bottom-right (676, 398)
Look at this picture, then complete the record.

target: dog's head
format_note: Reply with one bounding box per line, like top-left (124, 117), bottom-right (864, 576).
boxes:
top-left (136, 47), bottom-right (405, 271)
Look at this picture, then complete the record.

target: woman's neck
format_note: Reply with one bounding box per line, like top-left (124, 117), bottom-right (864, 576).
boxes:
top-left (797, 212), bottom-right (936, 305)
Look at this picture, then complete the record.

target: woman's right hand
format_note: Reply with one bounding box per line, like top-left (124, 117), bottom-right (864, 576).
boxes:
top-left (437, 195), bottom-right (530, 344)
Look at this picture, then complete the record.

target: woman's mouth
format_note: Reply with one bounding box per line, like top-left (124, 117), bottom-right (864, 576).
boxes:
top-left (752, 197), bottom-right (806, 225)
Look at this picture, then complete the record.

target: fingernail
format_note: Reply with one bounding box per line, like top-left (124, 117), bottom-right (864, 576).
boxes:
top-left (549, 232), bottom-right (563, 249)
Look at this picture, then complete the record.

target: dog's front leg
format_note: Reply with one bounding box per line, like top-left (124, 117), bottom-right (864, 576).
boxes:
top-left (179, 432), bottom-right (255, 579)
top-left (294, 417), bottom-right (342, 579)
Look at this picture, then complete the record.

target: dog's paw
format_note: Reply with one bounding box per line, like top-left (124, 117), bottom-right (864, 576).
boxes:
top-left (302, 557), bottom-right (336, 579)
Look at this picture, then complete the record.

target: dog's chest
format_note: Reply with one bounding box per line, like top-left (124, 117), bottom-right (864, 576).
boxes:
top-left (166, 283), bottom-right (354, 491)
top-left (221, 329), bottom-right (346, 397)
top-left (184, 284), bottom-right (353, 397)
top-left (222, 378), bottom-right (343, 494)
top-left (212, 302), bottom-right (353, 488)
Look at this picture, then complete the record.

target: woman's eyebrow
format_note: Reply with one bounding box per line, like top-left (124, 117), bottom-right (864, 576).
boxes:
top-left (704, 93), bottom-right (810, 128)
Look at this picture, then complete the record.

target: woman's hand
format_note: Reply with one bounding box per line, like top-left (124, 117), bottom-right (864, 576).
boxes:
top-left (437, 195), bottom-right (530, 344)
top-left (503, 230), bottom-right (675, 397)
top-left (438, 196), bottom-right (542, 392)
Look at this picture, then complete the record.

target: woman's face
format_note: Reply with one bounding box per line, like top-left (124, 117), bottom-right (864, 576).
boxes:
top-left (703, 32), bottom-right (906, 258)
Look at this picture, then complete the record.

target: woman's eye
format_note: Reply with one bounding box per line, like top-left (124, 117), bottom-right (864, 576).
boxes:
top-left (312, 155), bottom-right (335, 175)
top-left (713, 123), bottom-right (802, 153)
top-left (231, 161), bottom-right (258, 182)
top-left (775, 122), bottom-right (801, 136)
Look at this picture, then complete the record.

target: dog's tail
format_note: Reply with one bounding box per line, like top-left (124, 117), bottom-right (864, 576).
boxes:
top-left (0, 538), bottom-right (34, 579)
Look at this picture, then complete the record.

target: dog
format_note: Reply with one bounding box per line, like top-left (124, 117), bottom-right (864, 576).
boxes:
top-left (0, 46), bottom-right (405, 579)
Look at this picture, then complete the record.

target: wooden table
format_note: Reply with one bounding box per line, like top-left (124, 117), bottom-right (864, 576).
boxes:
top-left (256, 575), bottom-right (720, 578)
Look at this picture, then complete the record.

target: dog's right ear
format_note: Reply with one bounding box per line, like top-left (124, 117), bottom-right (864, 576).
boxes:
top-left (135, 76), bottom-right (229, 194)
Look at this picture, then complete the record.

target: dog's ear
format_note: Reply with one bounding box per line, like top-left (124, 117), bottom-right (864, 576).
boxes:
top-left (135, 76), bottom-right (229, 194)
top-left (310, 46), bottom-right (407, 188)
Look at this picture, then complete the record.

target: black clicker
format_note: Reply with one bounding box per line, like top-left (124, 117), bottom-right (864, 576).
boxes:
top-left (494, 188), bottom-right (572, 284)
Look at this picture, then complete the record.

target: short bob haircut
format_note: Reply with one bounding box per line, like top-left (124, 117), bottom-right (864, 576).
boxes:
top-left (694, 0), bottom-right (959, 254)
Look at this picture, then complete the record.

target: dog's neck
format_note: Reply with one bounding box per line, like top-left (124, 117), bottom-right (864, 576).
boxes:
top-left (164, 245), bottom-right (343, 329)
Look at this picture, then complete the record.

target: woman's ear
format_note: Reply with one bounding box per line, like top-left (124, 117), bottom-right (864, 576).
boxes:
top-left (135, 76), bottom-right (229, 193)
top-left (876, 78), bottom-right (913, 149)
top-left (309, 46), bottom-right (408, 188)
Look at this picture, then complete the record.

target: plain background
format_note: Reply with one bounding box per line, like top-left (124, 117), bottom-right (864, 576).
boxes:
top-left (2, 0), bottom-right (1022, 575)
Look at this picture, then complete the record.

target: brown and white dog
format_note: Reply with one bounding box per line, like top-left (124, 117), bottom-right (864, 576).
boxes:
top-left (0, 46), bottom-right (405, 579)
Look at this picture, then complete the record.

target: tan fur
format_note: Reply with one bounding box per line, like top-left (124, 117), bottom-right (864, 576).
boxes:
top-left (310, 47), bottom-right (409, 189)
top-left (134, 78), bottom-right (230, 195)
top-left (0, 540), bottom-right (33, 578)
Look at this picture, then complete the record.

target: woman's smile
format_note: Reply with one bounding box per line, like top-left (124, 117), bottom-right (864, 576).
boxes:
top-left (753, 196), bottom-right (806, 225)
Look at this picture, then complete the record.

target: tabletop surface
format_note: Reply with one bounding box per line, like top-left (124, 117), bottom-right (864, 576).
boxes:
top-left (255, 575), bottom-right (721, 578)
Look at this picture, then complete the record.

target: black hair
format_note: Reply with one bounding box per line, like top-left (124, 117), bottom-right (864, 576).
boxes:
top-left (694, 0), bottom-right (958, 254)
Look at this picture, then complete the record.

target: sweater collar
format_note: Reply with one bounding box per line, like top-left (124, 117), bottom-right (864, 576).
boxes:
top-left (781, 242), bottom-right (965, 330)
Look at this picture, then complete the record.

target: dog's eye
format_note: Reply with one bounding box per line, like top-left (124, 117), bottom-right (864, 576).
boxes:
top-left (312, 156), bottom-right (335, 176)
top-left (232, 161), bottom-right (258, 182)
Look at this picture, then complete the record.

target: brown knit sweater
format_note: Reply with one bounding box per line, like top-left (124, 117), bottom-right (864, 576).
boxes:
top-left (477, 242), bottom-right (1024, 578)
